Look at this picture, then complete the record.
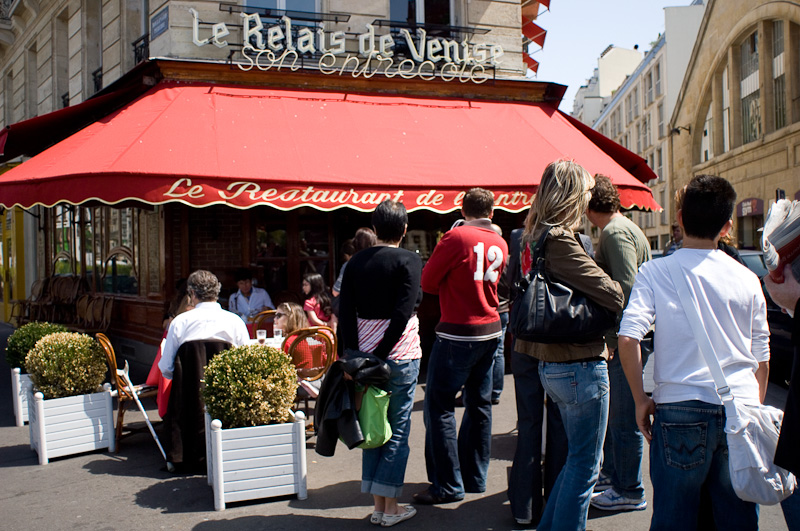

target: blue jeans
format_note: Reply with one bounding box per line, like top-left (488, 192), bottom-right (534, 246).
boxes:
top-left (508, 351), bottom-right (568, 525)
top-left (491, 311), bottom-right (509, 401)
top-left (782, 488), bottom-right (800, 531)
top-left (362, 358), bottom-right (420, 499)
top-left (423, 336), bottom-right (498, 498)
top-left (601, 349), bottom-right (649, 499)
top-left (537, 359), bottom-right (609, 531)
top-left (649, 401), bottom-right (758, 531)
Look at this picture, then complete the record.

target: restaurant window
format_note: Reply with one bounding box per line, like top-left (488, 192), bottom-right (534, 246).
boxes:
top-left (52, 205), bottom-right (78, 274)
top-left (96, 207), bottom-right (139, 295)
top-left (741, 31), bottom-right (761, 144)
top-left (773, 20), bottom-right (786, 130)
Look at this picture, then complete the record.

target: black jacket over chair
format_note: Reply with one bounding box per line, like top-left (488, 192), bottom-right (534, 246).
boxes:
top-left (160, 340), bottom-right (231, 469)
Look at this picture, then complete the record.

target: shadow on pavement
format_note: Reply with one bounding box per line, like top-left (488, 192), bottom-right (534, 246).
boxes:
top-left (193, 514), bottom-right (365, 530)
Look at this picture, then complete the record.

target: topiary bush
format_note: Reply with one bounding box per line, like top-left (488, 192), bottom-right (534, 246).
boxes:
top-left (6, 322), bottom-right (69, 369)
top-left (24, 332), bottom-right (107, 399)
top-left (203, 344), bottom-right (298, 429)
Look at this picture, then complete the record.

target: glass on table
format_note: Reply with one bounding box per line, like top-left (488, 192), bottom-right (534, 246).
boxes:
top-left (256, 329), bottom-right (267, 344)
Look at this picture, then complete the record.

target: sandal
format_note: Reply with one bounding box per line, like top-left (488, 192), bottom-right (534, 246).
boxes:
top-left (381, 506), bottom-right (417, 527)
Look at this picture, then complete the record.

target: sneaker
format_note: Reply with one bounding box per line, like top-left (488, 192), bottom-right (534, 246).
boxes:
top-left (370, 511), bottom-right (384, 525)
top-left (590, 488), bottom-right (647, 511)
top-left (381, 505), bottom-right (417, 527)
top-left (593, 472), bottom-right (613, 492)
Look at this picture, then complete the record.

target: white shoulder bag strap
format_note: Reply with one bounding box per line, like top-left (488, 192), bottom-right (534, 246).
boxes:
top-left (665, 257), bottom-right (742, 429)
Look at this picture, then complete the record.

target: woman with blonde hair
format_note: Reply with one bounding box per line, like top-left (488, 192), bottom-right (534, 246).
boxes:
top-left (514, 159), bottom-right (624, 531)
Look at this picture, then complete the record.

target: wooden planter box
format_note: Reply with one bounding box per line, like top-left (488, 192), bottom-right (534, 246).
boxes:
top-left (11, 368), bottom-right (32, 426)
top-left (205, 411), bottom-right (308, 511)
top-left (28, 385), bottom-right (115, 465)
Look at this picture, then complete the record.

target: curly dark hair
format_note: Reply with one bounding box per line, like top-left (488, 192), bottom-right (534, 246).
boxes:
top-left (588, 174), bottom-right (621, 214)
top-left (187, 270), bottom-right (221, 302)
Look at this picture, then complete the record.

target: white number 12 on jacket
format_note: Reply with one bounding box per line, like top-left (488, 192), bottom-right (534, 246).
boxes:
top-left (473, 242), bottom-right (504, 283)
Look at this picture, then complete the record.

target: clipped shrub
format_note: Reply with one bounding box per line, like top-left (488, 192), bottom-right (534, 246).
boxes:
top-left (6, 322), bottom-right (69, 369)
top-left (25, 332), bottom-right (107, 399)
top-left (203, 344), bottom-right (298, 429)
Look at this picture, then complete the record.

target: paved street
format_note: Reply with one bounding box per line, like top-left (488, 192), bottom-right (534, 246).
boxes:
top-left (0, 323), bottom-right (789, 530)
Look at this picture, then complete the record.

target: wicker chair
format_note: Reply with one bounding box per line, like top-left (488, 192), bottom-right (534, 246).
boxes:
top-left (96, 333), bottom-right (157, 452)
top-left (283, 326), bottom-right (336, 428)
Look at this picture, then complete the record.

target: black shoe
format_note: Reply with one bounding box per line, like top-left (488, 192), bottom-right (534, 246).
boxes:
top-left (454, 394), bottom-right (464, 407)
top-left (491, 397), bottom-right (500, 405)
top-left (412, 488), bottom-right (464, 505)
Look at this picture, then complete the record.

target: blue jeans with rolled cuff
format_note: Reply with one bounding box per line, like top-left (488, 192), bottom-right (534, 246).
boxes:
top-left (361, 358), bottom-right (420, 499)
top-left (423, 336), bottom-right (498, 499)
top-left (649, 400), bottom-right (758, 531)
top-left (536, 359), bottom-right (609, 531)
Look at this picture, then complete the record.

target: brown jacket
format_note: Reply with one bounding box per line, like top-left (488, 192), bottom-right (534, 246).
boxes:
top-left (514, 226), bottom-right (624, 362)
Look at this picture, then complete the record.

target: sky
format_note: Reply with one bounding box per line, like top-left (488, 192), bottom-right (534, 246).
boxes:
top-left (531, 0), bottom-right (689, 112)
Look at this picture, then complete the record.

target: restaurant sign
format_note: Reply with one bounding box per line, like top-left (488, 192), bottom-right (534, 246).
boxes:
top-left (189, 9), bottom-right (503, 84)
top-left (163, 177), bottom-right (533, 213)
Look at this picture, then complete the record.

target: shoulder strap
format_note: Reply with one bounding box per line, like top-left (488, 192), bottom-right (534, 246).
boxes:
top-left (665, 257), bottom-right (738, 418)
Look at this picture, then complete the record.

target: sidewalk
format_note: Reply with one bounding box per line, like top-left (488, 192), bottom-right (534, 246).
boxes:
top-left (0, 323), bottom-right (789, 530)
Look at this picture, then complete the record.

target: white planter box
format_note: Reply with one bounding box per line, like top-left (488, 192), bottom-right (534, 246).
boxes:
top-left (11, 368), bottom-right (32, 426)
top-left (28, 385), bottom-right (115, 465)
top-left (206, 411), bottom-right (308, 511)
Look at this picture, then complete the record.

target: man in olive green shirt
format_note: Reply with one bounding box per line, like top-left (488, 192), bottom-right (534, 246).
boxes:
top-left (585, 175), bottom-right (652, 512)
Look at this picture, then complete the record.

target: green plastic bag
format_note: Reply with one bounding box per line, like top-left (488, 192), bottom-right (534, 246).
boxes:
top-left (358, 385), bottom-right (392, 449)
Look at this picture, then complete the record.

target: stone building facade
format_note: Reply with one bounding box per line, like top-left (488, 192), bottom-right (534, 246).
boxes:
top-left (671, 0), bottom-right (800, 249)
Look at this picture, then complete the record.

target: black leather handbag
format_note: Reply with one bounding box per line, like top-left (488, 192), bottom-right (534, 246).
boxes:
top-left (509, 227), bottom-right (616, 344)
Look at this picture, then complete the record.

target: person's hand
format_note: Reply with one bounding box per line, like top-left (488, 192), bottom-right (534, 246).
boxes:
top-left (635, 396), bottom-right (656, 443)
top-left (764, 264), bottom-right (800, 313)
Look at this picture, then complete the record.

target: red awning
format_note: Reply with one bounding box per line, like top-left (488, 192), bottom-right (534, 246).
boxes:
top-left (0, 82), bottom-right (148, 163)
top-left (0, 81), bottom-right (659, 213)
top-left (522, 18), bottom-right (547, 47)
top-left (523, 55), bottom-right (540, 74)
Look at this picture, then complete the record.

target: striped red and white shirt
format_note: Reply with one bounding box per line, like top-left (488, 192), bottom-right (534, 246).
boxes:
top-left (357, 315), bottom-right (422, 361)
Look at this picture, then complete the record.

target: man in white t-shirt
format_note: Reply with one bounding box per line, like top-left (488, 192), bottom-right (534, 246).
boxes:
top-left (618, 175), bottom-right (769, 530)
top-left (159, 270), bottom-right (250, 379)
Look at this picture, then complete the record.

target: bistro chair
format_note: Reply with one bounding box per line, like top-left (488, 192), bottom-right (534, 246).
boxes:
top-left (283, 326), bottom-right (336, 428)
top-left (96, 333), bottom-right (158, 452)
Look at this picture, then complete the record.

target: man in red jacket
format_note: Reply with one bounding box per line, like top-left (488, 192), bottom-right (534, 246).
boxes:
top-left (414, 188), bottom-right (508, 505)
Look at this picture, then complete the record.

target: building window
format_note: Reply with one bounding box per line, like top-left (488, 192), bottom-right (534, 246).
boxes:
top-left (660, 189), bottom-right (667, 225)
top-left (741, 31), bottom-right (761, 144)
top-left (654, 62), bottom-right (662, 96)
top-left (26, 44), bottom-right (38, 118)
top-left (56, 10), bottom-right (69, 108)
top-left (626, 95), bottom-right (633, 124)
top-left (633, 87), bottom-right (640, 117)
top-left (657, 103), bottom-right (664, 138)
top-left (643, 113), bottom-right (651, 148)
top-left (773, 20), bottom-right (786, 130)
top-left (636, 123), bottom-right (641, 153)
top-left (722, 66), bottom-right (730, 152)
top-left (249, 0), bottom-right (319, 12)
top-left (702, 105), bottom-right (713, 162)
top-left (656, 147), bottom-right (663, 182)
top-left (645, 71), bottom-right (654, 106)
top-left (86, 0), bottom-right (103, 96)
top-left (390, 0), bottom-right (453, 25)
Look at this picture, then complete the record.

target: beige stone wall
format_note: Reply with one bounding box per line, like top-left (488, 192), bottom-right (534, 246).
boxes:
top-left (671, 0), bottom-right (800, 246)
top-left (1, 0), bottom-right (526, 128)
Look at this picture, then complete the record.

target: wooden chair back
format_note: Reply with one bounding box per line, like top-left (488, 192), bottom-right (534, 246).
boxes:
top-left (284, 326), bottom-right (336, 382)
top-left (96, 332), bottom-right (134, 401)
